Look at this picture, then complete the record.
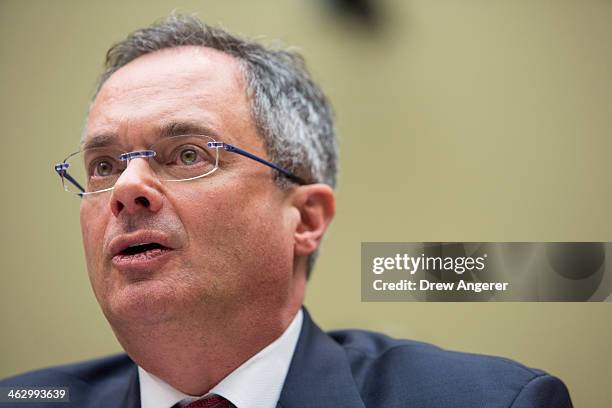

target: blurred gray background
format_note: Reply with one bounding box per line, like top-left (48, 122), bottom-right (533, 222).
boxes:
top-left (1, 1), bottom-right (610, 406)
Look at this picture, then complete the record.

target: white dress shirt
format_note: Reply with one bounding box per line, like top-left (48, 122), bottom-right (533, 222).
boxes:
top-left (138, 309), bottom-right (303, 408)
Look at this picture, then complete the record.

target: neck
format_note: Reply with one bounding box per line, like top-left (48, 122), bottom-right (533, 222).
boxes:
top-left (111, 295), bottom-right (304, 395)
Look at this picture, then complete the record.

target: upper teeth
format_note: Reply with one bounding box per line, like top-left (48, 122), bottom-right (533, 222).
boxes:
top-left (128, 243), bottom-right (150, 248)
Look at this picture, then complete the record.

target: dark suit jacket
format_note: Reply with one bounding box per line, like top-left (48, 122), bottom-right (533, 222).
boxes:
top-left (1, 308), bottom-right (572, 407)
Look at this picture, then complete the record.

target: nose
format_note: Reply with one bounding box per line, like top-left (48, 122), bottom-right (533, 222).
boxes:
top-left (110, 158), bottom-right (164, 217)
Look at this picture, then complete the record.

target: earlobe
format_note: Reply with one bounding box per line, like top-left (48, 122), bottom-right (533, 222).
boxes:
top-left (292, 184), bottom-right (336, 257)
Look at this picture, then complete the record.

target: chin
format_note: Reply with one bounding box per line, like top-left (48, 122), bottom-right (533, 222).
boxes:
top-left (103, 279), bottom-right (179, 326)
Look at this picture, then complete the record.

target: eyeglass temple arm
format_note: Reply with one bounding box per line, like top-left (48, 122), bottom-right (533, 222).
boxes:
top-left (209, 142), bottom-right (307, 185)
top-left (55, 163), bottom-right (86, 194)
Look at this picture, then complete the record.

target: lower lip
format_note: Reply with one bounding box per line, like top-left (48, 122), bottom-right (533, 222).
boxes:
top-left (111, 247), bottom-right (174, 273)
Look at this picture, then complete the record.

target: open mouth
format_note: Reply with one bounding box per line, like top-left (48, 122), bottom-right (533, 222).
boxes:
top-left (113, 242), bottom-right (172, 265)
top-left (119, 243), bottom-right (167, 256)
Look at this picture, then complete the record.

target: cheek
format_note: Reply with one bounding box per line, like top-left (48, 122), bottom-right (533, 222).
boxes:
top-left (80, 199), bottom-right (110, 277)
top-left (174, 183), bottom-right (293, 279)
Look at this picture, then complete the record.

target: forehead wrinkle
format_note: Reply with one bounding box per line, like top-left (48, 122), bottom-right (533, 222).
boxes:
top-left (87, 78), bottom-right (229, 137)
top-left (84, 84), bottom-right (222, 147)
top-left (82, 118), bottom-right (230, 151)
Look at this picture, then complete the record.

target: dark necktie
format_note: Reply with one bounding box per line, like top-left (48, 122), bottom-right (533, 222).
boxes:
top-left (179, 395), bottom-right (232, 408)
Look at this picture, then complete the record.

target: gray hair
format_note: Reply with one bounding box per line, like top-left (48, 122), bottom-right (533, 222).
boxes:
top-left (91, 14), bottom-right (338, 278)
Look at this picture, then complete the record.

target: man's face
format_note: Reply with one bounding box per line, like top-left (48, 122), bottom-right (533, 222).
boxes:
top-left (82, 47), bottom-right (299, 327)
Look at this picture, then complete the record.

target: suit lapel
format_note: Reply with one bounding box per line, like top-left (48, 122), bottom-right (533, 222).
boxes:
top-left (277, 308), bottom-right (365, 408)
top-left (116, 359), bottom-right (140, 408)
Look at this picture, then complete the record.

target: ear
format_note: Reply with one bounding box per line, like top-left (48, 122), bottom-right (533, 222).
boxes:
top-left (291, 184), bottom-right (336, 257)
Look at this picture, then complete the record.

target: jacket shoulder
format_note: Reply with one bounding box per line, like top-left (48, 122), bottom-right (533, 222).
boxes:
top-left (1, 353), bottom-right (134, 385)
top-left (327, 329), bottom-right (572, 408)
top-left (0, 354), bottom-right (137, 408)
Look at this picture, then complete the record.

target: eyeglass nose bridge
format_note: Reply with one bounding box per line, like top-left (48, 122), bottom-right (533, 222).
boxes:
top-left (119, 150), bottom-right (157, 162)
top-left (115, 150), bottom-right (161, 184)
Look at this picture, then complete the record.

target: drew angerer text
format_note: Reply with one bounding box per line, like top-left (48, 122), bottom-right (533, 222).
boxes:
top-left (372, 279), bottom-right (509, 293)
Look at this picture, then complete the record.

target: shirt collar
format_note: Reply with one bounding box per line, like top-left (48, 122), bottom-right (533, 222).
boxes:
top-left (138, 309), bottom-right (303, 408)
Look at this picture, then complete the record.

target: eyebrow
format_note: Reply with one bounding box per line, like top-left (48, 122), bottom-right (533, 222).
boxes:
top-left (82, 121), bottom-right (224, 150)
